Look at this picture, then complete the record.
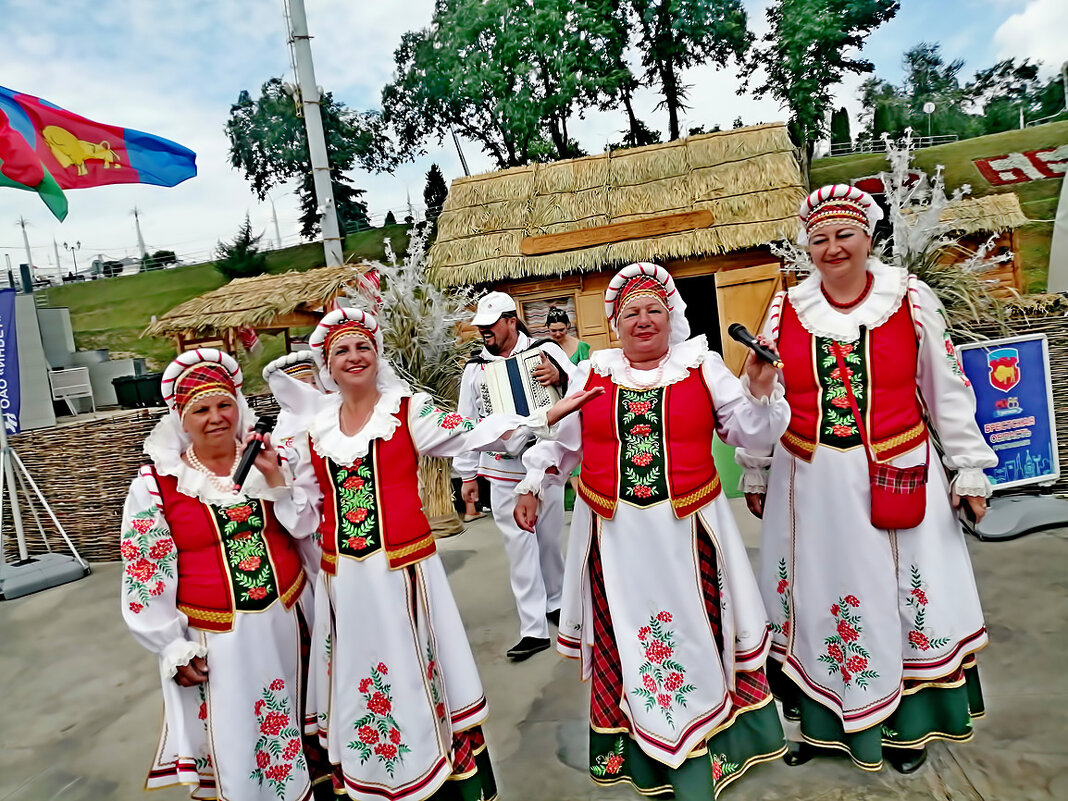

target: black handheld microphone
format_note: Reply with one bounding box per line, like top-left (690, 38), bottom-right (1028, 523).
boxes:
top-left (232, 416), bottom-right (276, 492)
top-left (727, 323), bottom-right (783, 369)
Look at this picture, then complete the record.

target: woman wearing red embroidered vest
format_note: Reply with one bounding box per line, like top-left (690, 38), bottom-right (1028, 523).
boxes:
top-left (279, 308), bottom-right (583, 801)
top-left (514, 263), bottom-right (790, 799)
top-left (119, 349), bottom-right (319, 801)
top-left (739, 185), bottom-right (997, 774)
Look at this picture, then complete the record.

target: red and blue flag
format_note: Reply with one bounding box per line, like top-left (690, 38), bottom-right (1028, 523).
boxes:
top-left (0, 84), bottom-right (196, 220)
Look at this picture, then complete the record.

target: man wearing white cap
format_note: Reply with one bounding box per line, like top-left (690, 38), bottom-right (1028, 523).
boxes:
top-left (456, 291), bottom-right (575, 661)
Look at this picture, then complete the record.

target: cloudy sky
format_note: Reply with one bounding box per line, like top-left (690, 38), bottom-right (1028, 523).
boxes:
top-left (0, 0), bottom-right (1063, 280)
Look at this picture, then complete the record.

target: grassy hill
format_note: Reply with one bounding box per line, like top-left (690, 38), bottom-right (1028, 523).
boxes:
top-left (811, 121), bottom-right (1067, 292)
top-left (43, 224), bottom-right (413, 386)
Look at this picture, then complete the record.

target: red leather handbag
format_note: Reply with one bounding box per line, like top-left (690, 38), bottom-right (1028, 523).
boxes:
top-left (831, 342), bottom-right (928, 530)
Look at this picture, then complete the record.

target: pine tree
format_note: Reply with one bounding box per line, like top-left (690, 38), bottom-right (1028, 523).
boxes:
top-left (384, 210), bottom-right (398, 226)
top-left (214, 215), bottom-right (268, 281)
top-left (423, 164), bottom-right (448, 223)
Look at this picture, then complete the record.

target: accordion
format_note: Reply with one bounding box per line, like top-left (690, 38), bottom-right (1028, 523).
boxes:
top-left (478, 349), bottom-right (561, 416)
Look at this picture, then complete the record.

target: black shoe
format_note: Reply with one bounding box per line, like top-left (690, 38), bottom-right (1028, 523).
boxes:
top-left (546, 609), bottom-right (561, 627)
top-left (506, 636), bottom-right (551, 661)
top-left (783, 742), bottom-right (814, 767)
top-left (886, 746), bottom-right (927, 774)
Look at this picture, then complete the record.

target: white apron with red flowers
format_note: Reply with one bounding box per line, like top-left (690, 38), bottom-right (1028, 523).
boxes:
top-left (120, 455), bottom-right (316, 801)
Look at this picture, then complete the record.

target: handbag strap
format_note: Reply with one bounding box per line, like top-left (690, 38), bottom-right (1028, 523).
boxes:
top-left (829, 339), bottom-right (928, 468)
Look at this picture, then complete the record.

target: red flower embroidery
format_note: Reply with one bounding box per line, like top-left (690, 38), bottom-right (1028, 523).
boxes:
top-left (374, 743), bottom-right (398, 760)
top-left (910, 588), bottom-right (928, 605)
top-left (832, 424), bottom-right (854, 437)
top-left (226, 505), bottom-right (253, 523)
top-left (256, 750), bottom-right (270, 769)
top-left (389, 728), bottom-right (402, 744)
top-left (656, 611), bottom-right (673, 623)
top-left (435, 702), bottom-right (446, 719)
top-left (126, 557), bottom-right (156, 583)
top-left (844, 595), bottom-right (860, 607)
top-left (345, 508), bottom-right (368, 524)
top-left (605, 754), bottom-right (624, 774)
top-left (633, 485), bottom-right (653, 499)
top-left (149, 581), bottom-right (165, 597)
top-left (358, 725), bottom-right (379, 744)
top-left (664, 672), bottom-right (684, 692)
top-left (367, 691), bottom-right (391, 715)
top-left (831, 395), bottom-right (850, 409)
top-left (837, 620), bottom-right (858, 643)
top-left (237, 556), bottom-right (262, 572)
top-left (846, 655), bottom-right (868, 672)
top-left (377, 662), bottom-right (389, 675)
top-left (283, 739), bottom-right (301, 760)
top-left (830, 603), bottom-right (840, 616)
top-left (247, 586), bottom-right (268, 600)
top-left (441, 412), bottom-right (464, 430)
top-left (627, 401), bottom-right (652, 416)
top-left (358, 678), bottom-right (372, 693)
top-left (837, 344), bottom-right (854, 355)
top-left (631, 452), bottom-right (653, 467)
top-left (777, 579), bottom-right (788, 594)
top-left (346, 536), bottom-right (368, 549)
top-left (130, 517), bottom-right (154, 535)
top-left (351, 457), bottom-right (363, 468)
top-left (827, 643), bottom-right (844, 664)
top-left (255, 699), bottom-right (266, 715)
top-left (908, 630), bottom-right (931, 651)
top-left (264, 764), bottom-right (292, 782)
top-left (637, 626), bottom-right (651, 641)
top-left (840, 666), bottom-right (852, 683)
top-left (148, 538), bottom-right (174, 559)
top-left (644, 640), bottom-right (673, 663)
top-left (657, 693), bottom-right (672, 709)
top-left (642, 674), bottom-right (657, 692)
top-left (782, 619), bottom-right (791, 637)
top-left (119, 539), bottom-right (140, 560)
top-left (342, 476), bottom-right (365, 491)
top-left (426, 661), bottom-right (435, 680)
top-left (260, 710), bottom-right (287, 736)
top-left (198, 702), bottom-right (207, 720)
top-left (630, 424), bottom-right (652, 437)
top-left (830, 367), bottom-right (853, 380)
top-left (270, 678), bottom-right (285, 690)
top-left (128, 601), bottom-right (143, 613)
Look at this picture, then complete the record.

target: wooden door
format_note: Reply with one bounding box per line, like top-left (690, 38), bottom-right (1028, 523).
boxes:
top-left (714, 263), bottom-right (784, 375)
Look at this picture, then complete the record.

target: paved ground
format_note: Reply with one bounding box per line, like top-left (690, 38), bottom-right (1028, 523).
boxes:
top-left (2, 499), bottom-right (1066, 801)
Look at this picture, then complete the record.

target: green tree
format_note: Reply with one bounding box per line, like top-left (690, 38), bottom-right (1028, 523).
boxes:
top-left (423, 163), bottom-right (448, 223)
top-left (830, 107), bottom-right (851, 147)
top-left (383, 0), bottom-right (626, 168)
top-left (899, 43), bottom-right (981, 140)
top-left (226, 78), bottom-right (391, 240)
top-left (598, 0), bottom-right (661, 147)
top-left (858, 76), bottom-right (908, 142)
top-left (748, 0), bottom-right (898, 173)
top-left (629, 0), bottom-right (752, 141)
top-left (384, 210), bottom-right (398, 226)
top-left (966, 59), bottom-right (1044, 134)
top-left (215, 215), bottom-right (268, 281)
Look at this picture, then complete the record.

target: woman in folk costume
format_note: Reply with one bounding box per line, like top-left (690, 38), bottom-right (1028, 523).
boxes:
top-left (514, 263), bottom-right (790, 799)
top-left (280, 308), bottom-right (593, 801)
top-left (739, 184), bottom-right (996, 773)
top-left (264, 351), bottom-right (327, 584)
top-left (119, 349), bottom-right (320, 801)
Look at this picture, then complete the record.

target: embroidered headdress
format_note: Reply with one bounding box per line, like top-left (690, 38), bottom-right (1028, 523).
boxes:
top-left (160, 348), bottom-right (242, 419)
top-left (604, 262), bottom-right (690, 344)
top-left (798, 184), bottom-right (883, 245)
top-left (309, 307), bottom-right (405, 393)
top-left (262, 350), bottom-right (319, 386)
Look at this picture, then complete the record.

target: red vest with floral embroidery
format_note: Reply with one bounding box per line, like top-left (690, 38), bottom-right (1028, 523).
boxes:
top-left (777, 295), bottom-right (926, 462)
top-left (154, 471), bottom-right (305, 633)
top-left (312, 396), bottom-right (435, 573)
top-left (578, 366), bottom-right (721, 520)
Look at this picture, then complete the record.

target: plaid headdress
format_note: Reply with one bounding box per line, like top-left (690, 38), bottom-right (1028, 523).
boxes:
top-left (160, 349), bottom-right (242, 418)
top-left (604, 262), bottom-right (690, 344)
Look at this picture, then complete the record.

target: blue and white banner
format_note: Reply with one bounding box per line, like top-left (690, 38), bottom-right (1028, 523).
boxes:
top-left (957, 333), bottom-right (1059, 490)
top-left (0, 288), bottom-right (21, 434)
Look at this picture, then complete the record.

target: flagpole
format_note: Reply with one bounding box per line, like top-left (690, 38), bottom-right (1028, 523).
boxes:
top-left (17, 218), bottom-right (33, 284)
top-left (284, 0), bottom-right (344, 267)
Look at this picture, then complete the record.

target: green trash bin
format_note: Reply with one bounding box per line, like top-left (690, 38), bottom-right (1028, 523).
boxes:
top-left (111, 375), bottom-right (140, 409)
top-left (134, 372), bottom-right (165, 407)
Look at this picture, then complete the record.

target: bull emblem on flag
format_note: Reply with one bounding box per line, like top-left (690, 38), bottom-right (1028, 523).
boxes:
top-left (42, 126), bottom-right (121, 176)
top-left (987, 348), bottom-right (1020, 393)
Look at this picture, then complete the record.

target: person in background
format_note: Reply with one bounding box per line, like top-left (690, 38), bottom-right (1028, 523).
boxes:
top-left (120, 349), bottom-right (323, 801)
top-left (739, 184), bottom-right (995, 774)
top-left (456, 292), bottom-right (576, 662)
top-left (516, 262), bottom-right (789, 798)
top-left (546, 306), bottom-right (591, 365)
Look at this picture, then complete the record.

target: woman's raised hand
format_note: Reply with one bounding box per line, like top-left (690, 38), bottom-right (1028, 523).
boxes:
top-left (245, 431), bottom-right (285, 488)
top-left (743, 335), bottom-right (781, 399)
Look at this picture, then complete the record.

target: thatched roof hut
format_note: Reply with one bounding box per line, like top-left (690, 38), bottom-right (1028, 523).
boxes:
top-left (144, 263), bottom-right (369, 351)
top-left (937, 193), bottom-right (1029, 235)
top-left (429, 123), bottom-right (804, 287)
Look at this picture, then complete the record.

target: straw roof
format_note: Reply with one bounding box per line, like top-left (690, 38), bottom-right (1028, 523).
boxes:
top-left (938, 193), bottom-right (1029, 235)
top-left (143, 264), bottom-right (368, 337)
top-left (428, 123), bottom-right (805, 286)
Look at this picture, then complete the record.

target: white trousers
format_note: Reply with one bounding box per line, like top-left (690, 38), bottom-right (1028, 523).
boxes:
top-left (489, 479), bottom-right (565, 639)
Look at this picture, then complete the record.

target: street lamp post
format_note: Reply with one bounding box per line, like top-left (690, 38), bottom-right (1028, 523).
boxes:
top-left (63, 240), bottom-right (81, 277)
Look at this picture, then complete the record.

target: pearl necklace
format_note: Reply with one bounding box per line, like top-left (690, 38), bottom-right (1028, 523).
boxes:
top-left (185, 444), bottom-right (241, 494)
top-left (622, 352), bottom-right (669, 388)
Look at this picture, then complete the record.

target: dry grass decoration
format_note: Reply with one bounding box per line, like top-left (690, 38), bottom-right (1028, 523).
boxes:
top-left (427, 123), bottom-right (806, 286)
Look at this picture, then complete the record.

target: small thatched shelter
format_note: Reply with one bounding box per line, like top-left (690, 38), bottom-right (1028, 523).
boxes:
top-left (144, 264), bottom-right (370, 352)
top-left (934, 193), bottom-right (1030, 296)
top-left (428, 123), bottom-right (806, 373)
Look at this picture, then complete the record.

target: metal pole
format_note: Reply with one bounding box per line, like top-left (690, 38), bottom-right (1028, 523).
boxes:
top-left (52, 239), bottom-right (62, 281)
top-left (284, 0), bottom-right (344, 267)
top-left (17, 218), bottom-right (33, 280)
top-left (270, 196), bottom-right (283, 250)
top-left (132, 207), bottom-right (148, 260)
top-left (451, 128), bottom-right (470, 177)
top-left (0, 422), bottom-right (28, 562)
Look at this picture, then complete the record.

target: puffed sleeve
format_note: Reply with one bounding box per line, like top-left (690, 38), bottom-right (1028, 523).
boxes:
top-left (517, 363), bottom-right (588, 497)
top-left (408, 392), bottom-right (540, 459)
top-left (733, 291), bottom-right (787, 492)
top-left (452, 363), bottom-right (482, 480)
top-left (273, 431), bottom-right (323, 539)
top-left (911, 279), bottom-right (998, 496)
top-left (120, 466), bottom-right (206, 681)
top-left (702, 351), bottom-right (789, 452)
